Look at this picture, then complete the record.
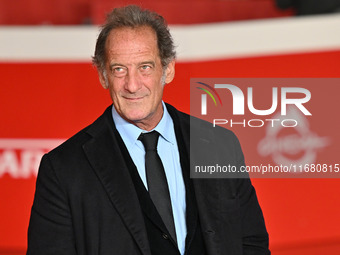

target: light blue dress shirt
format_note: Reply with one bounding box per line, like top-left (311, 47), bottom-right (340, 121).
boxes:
top-left (112, 102), bottom-right (187, 255)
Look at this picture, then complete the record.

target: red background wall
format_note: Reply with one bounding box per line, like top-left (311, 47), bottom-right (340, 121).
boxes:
top-left (1, 49), bottom-right (340, 254)
top-left (0, 0), bottom-right (339, 252)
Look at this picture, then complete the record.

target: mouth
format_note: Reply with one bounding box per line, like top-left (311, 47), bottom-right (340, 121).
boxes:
top-left (123, 96), bottom-right (145, 101)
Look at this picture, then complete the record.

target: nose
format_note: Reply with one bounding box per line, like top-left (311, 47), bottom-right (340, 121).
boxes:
top-left (124, 69), bottom-right (141, 93)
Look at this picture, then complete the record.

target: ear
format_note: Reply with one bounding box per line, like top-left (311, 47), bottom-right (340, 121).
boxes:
top-left (98, 69), bottom-right (109, 89)
top-left (164, 60), bottom-right (175, 84)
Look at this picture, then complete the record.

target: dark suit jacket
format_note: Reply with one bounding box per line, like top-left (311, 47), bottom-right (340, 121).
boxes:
top-left (27, 104), bottom-right (270, 255)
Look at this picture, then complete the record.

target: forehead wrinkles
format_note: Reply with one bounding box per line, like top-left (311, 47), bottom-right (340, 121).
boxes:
top-left (105, 26), bottom-right (160, 61)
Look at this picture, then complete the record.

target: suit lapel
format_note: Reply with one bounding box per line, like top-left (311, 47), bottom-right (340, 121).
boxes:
top-left (167, 103), bottom-right (220, 255)
top-left (82, 107), bottom-right (151, 255)
top-left (170, 107), bottom-right (198, 249)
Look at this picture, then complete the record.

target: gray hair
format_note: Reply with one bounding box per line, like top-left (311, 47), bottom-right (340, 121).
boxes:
top-left (92, 5), bottom-right (176, 73)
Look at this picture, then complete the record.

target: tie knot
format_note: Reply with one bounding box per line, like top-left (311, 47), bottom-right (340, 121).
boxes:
top-left (139, 131), bottom-right (160, 151)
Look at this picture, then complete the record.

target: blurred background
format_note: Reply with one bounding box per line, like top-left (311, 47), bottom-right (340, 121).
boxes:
top-left (1, 0), bottom-right (340, 254)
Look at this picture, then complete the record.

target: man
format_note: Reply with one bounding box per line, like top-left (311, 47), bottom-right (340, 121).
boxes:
top-left (27, 5), bottom-right (270, 255)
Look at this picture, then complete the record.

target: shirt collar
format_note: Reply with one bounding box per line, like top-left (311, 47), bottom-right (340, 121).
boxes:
top-left (111, 102), bottom-right (175, 150)
top-left (154, 102), bottom-right (175, 145)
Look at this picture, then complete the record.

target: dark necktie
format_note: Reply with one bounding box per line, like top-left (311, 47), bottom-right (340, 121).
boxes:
top-left (139, 131), bottom-right (177, 243)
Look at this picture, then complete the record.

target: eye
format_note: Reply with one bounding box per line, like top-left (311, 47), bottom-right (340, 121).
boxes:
top-left (112, 66), bottom-right (127, 77)
top-left (113, 67), bottom-right (124, 72)
top-left (140, 65), bottom-right (151, 71)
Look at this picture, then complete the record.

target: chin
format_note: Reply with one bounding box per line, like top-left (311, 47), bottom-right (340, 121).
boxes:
top-left (124, 111), bottom-right (149, 123)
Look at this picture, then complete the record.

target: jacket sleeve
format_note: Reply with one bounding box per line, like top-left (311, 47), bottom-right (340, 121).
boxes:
top-left (27, 154), bottom-right (77, 255)
top-left (236, 177), bottom-right (270, 255)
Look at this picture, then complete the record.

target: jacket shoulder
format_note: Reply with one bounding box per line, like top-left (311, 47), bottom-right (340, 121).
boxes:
top-left (166, 102), bottom-right (238, 141)
top-left (47, 106), bottom-right (112, 160)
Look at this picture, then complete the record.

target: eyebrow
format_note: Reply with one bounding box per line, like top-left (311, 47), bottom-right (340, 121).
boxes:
top-left (139, 61), bottom-right (155, 67)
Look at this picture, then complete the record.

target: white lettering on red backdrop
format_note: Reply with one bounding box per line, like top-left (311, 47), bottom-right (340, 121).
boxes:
top-left (0, 139), bottom-right (64, 178)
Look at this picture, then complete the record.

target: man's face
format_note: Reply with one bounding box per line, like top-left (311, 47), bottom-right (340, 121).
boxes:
top-left (99, 26), bottom-right (175, 131)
